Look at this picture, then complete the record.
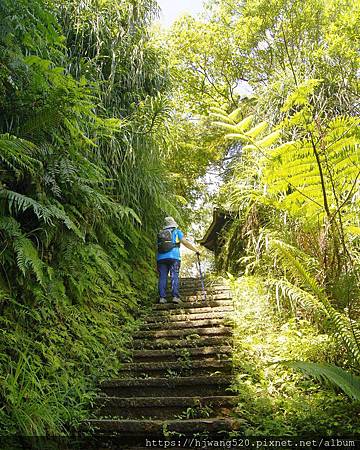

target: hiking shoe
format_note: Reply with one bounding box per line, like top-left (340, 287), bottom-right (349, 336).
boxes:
top-left (159, 298), bottom-right (167, 304)
top-left (172, 297), bottom-right (182, 304)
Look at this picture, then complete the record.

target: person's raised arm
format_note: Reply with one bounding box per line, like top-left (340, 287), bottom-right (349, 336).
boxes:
top-left (180, 237), bottom-right (200, 254)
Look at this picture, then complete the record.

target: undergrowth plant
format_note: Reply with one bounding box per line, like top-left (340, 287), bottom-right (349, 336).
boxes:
top-left (212, 80), bottom-right (360, 397)
top-left (0, 0), bottom-right (176, 435)
top-left (229, 276), bottom-right (360, 436)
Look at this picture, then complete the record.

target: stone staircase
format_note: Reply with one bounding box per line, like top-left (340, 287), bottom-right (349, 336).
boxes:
top-left (85, 277), bottom-right (240, 447)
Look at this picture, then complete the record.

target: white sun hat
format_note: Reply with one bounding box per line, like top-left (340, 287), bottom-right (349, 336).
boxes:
top-left (164, 216), bottom-right (178, 228)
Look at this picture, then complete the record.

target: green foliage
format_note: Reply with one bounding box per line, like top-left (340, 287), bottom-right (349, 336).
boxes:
top-left (213, 82), bottom-right (360, 358)
top-left (165, 0), bottom-right (360, 224)
top-left (0, 0), bottom-right (176, 435)
top-left (170, 0), bottom-right (360, 434)
top-left (279, 361), bottom-right (360, 401)
top-left (229, 276), bottom-right (360, 435)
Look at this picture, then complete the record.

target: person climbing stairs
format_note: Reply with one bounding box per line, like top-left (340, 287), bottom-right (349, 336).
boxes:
top-left (85, 277), bottom-right (240, 447)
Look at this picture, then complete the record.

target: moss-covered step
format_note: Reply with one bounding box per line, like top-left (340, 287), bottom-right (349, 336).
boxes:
top-left (153, 300), bottom-right (233, 311)
top-left (118, 358), bottom-right (232, 377)
top-left (132, 345), bottom-right (232, 362)
top-left (85, 417), bottom-right (242, 436)
top-left (144, 310), bottom-right (233, 323)
top-left (99, 375), bottom-right (234, 398)
top-left (141, 317), bottom-right (233, 331)
top-left (134, 326), bottom-right (232, 340)
top-left (150, 305), bottom-right (234, 316)
top-left (95, 395), bottom-right (237, 419)
top-left (133, 335), bottom-right (232, 350)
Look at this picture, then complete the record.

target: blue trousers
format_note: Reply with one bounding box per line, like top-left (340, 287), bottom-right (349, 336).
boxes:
top-left (157, 259), bottom-right (180, 298)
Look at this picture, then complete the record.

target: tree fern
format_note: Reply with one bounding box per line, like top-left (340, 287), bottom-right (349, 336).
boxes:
top-left (213, 81), bottom-right (360, 312)
top-left (212, 81), bottom-right (360, 236)
top-left (263, 117), bottom-right (360, 225)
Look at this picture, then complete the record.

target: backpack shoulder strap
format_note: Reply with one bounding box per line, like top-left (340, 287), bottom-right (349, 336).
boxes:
top-left (173, 228), bottom-right (181, 246)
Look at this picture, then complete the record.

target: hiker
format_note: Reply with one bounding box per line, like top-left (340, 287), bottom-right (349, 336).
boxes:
top-left (157, 216), bottom-right (200, 304)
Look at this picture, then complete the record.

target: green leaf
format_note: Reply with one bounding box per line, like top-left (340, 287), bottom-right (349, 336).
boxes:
top-left (245, 121), bottom-right (268, 139)
top-left (279, 361), bottom-right (360, 401)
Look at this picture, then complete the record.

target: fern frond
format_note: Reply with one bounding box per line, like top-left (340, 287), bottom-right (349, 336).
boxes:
top-left (0, 134), bottom-right (42, 175)
top-left (281, 79), bottom-right (323, 112)
top-left (272, 278), bottom-right (327, 313)
top-left (325, 116), bottom-right (360, 144)
top-left (1, 189), bottom-right (50, 219)
top-left (279, 361), bottom-right (360, 401)
top-left (212, 121), bottom-right (239, 131)
top-left (0, 217), bottom-right (46, 285)
top-left (0, 190), bottom-right (83, 237)
top-left (268, 239), bottom-right (325, 300)
top-left (330, 311), bottom-right (360, 364)
top-left (233, 115), bottom-right (254, 132)
top-left (245, 121), bottom-right (268, 139)
top-left (209, 106), bottom-right (229, 116)
top-left (209, 113), bottom-right (235, 124)
top-left (261, 109), bottom-right (360, 224)
top-left (228, 107), bottom-right (243, 122)
top-left (13, 237), bottom-right (46, 285)
top-left (272, 278), bottom-right (360, 365)
top-left (225, 133), bottom-right (247, 140)
top-left (256, 130), bottom-right (282, 148)
top-left (241, 144), bottom-right (257, 151)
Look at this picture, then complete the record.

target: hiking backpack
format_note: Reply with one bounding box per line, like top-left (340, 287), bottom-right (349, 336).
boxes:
top-left (157, 228), bottom-right (180, 254)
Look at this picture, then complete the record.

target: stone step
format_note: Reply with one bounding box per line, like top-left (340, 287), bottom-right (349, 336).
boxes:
top-left (182, 285), bottom-right (229, 292)
top-left (135, 326), bottom-right (232, 340)
top-left (178, 291), bottom-right (231, 299)
top-left (132, 346), bottom-right (232, 362)
top-left (86, 278), bottom-right (237, 441)
top-left (141, 318), bottom-right (232, 331)
top-left (179, 286), bottom-right (231, 295)
top-left (144, 310), bottom-right (233, 323)
top-left (178, 293), bottom-right (232, 302)
top-left (133, 335), bottom-right (232, 350)
top-left (179, 289), bottom-right (229, 297)
top-left (100, 375), bottom-right (233, 398)
top-left (179, 278), bottom-right (213, 286)
top-left (152, 305), bottom-right (234, 317)
top-left (180, 278), bottom-right (225, 286)
top-left (119, 358), bottom-right (232, 377)
top-left (153, 300), bottom-right (233, 311)
top-left (158, 297), bottom-right (232, 307)
top-left (95, 395), bottom-right (237, 419)
top-left (85, 417), bottom-right (241, 437)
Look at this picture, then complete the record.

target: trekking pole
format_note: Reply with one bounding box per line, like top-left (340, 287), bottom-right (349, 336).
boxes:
top-left (197, 253), bottom-right (207, 302)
